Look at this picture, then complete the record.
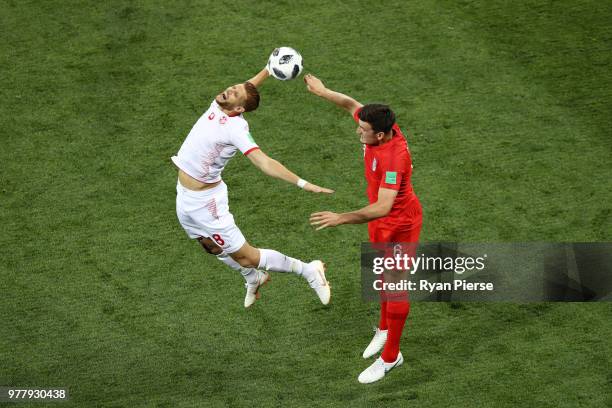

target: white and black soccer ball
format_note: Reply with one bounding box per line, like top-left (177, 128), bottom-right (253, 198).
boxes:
top-left (267, 47), bottom-right (303, 81)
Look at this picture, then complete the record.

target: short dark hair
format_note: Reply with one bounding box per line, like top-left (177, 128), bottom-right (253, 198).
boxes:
top-left (243, 81), bottom-right (260, 112)
top-left (358, 104), bottom-right (395, 133)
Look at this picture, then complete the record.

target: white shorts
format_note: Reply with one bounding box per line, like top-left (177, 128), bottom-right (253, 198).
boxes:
top-left (175, 180), bottom-right (246, 254)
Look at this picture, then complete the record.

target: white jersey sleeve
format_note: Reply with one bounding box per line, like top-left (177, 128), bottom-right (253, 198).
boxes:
top-left (228, 117), bottom-right (259, 155)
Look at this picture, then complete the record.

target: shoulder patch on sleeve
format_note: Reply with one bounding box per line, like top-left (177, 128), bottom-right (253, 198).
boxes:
top-left (385, 171), bottom-right (397, 185)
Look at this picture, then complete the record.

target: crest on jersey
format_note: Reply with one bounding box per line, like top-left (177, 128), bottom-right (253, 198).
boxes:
top-left (219, 116), bottom-right (227, 125)
top-left (372, 158), bottom-right (377, 171)
top-left (208, 112), bottom-right (215, 120)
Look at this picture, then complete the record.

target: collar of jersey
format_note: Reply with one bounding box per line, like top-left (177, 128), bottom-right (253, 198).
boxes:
top-left (369, 131), bottom-right (399, 150)
top-left (212, 100), bottom-right (242, 118)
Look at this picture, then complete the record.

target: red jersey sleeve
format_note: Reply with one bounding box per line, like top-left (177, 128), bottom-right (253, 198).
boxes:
top-left (378, 149), bottom-right (406, 191)
top-left (380, 170), bottom-right (404, 190)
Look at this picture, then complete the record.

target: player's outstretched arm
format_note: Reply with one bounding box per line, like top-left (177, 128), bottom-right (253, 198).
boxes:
top-left (304, 74), bottom-right (363, 115)
top-left (247, 67), bottom-right (270, 88)
top-left (247, 149), bottom-right (334, 194)
top-left (310, 188), bottom-right (397, 230)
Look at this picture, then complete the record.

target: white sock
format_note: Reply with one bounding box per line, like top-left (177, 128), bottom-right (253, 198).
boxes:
top-left (216, 253), bottom-right (259, 285)
top-left (257, 249), bottom-right (306, 275)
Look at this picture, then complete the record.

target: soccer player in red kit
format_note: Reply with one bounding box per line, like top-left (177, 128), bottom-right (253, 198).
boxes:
top-left (305, 74), bottom-right (422, 384)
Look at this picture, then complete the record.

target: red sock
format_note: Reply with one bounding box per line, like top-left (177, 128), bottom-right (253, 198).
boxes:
top-left (378, 301), bottom-right (388, 330)
top-left (381, 300), bottom-right (410, 363)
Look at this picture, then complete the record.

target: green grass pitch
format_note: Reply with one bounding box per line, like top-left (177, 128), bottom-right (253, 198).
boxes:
top-left (1, 0), bottom-right (611, 406)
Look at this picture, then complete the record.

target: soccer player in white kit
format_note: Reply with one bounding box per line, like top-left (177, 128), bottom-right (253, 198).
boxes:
top-left (172, 66), bottom-right (332, 307)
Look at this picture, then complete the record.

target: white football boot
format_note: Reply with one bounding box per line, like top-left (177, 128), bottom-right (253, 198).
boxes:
top-left (303, 261), bottom-right (331, 305)
top-left (244, 271), bottom-right (270, 308)
top-left (362, 328), bottom-right (388, 358)
top-left (358, 352), bottom-right (404, 384)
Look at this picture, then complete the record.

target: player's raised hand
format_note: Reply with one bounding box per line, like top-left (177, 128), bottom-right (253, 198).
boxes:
top-left (304, 74), bottom-right (361, 114)
top-left (310, 211), bottom-right (342, 230)
top-left (303, 182), bottom-right (334, 194)
top-left (248, 67), bottom-right (271, 88)
top-left (304, 74), bottom-right (326, 96)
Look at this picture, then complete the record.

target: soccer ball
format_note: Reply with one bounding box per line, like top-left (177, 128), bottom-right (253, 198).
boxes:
top-left (267, 47), bottom-right (303, 81)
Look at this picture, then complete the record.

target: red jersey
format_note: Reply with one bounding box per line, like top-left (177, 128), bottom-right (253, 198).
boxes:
top-left (353, 109), bottom-right (422, 227)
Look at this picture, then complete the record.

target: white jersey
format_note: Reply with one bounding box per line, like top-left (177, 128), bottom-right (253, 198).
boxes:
top-left (171, 100), bottom-right (259, 183)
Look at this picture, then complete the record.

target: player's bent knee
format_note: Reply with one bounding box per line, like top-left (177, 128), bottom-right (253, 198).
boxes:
top-left (231, 252), bottom-right (257, 268)
top-left (229, 243), bottom-right (260, 268)
top-left (197, 237), bottom-right (223, 255)
top-left (234, 258), bottom-right (249, 268)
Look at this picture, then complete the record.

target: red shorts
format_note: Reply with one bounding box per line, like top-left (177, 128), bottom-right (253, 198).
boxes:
top-left (368, 219), bottom-right (422, 244)
top-left (368, 222), bottom-right (423, 242)
top-left (368, 218), bottom-right (422, 303)
top-left (368, 220), bottom-right (422, 274)
top-left (368, 195), bottom-right (422, 244)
